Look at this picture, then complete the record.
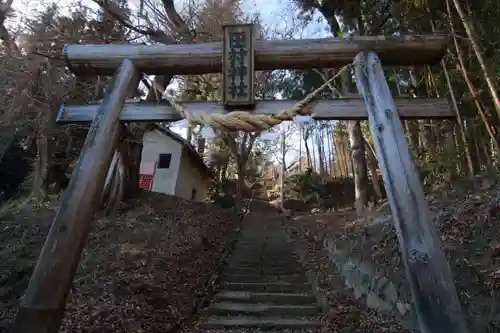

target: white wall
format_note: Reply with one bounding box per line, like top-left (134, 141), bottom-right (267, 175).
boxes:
top-left (175, 151), bottom-right (210, 201)
top-left (141, 130), bottom-right (182, 195)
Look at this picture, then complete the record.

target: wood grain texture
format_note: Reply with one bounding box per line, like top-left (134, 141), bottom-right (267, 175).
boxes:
top-left (12, 60), bottom-right (140, 333)
top-left (57, 98), bottom-right (454, 124)
top-left (63, 35), bottom-right (448, 76)
top-left (354, 51), bottom-right (468, 333)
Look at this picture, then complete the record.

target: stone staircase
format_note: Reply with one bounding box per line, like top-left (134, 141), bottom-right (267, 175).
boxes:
top-left (200, 215), bottom-right (323, 331)
top-left (251, 182), bottom-right (269, 201)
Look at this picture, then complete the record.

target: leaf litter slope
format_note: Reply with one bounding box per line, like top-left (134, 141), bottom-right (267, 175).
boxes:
top-left (289, 175), bottom-right (500, 332)
top-left (0, 192), bottom-right (239, 333)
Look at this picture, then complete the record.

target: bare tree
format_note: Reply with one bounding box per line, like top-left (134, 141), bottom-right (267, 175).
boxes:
top-left (0, 0), bottom-right (19, 54)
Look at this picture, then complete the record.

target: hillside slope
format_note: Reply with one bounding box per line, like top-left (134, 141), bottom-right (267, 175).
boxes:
top-left (287, 176), bottom-right (500, 332)
top-left (0, 192), bottom-right (239, 332)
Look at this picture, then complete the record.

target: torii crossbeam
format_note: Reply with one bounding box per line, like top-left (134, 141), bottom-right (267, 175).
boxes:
top-left (63, 35), bottom-right (448, 75)
top-left (57, 98), bottom-right (454, 123)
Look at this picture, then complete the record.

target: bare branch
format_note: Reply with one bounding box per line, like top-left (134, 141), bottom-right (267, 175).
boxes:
top-left (313, 69), bottom-right (342, 97)
top-left (0, 0), bottom-right (13, 23)
top-left (0, 0), bottom-right (19, 54)
top-left (94, 0), bottom-right (175, 44)
top-left (161, 0), bottom-right (188, 32)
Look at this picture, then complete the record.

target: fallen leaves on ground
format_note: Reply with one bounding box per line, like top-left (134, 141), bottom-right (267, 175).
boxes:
top-left (287, 175), bottom-right (500, 332)
top-left (0, 192), bottom-right (239, 333)
top-left (288, 218), bottom-right (409, 333)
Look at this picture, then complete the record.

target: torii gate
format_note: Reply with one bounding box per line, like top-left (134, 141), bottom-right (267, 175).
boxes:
top-left (12, 25), bottom-right (468, 333)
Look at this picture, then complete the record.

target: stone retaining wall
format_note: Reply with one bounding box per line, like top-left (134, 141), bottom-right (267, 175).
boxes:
top-left (283, 220), bottom-right (418, 331)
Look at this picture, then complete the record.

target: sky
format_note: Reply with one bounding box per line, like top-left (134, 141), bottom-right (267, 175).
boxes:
top-left (9, 0), bottom-right (330, 167)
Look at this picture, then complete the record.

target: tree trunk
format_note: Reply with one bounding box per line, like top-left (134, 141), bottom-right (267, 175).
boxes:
top-left (480, 133), bottom-right (494, 173)
top-left (145, 75), bottom-right (168, 102)
top-left (235, 161), bottom-right (245, 210)
top-left (0, 0), bottom-right (20, 56)
top-left (311, 134), bottom-right (317, 171)
top-left (406, 121), bottom-right (420, 155)
top-left (299, 126), bottom-right (303, 171)
top-left (338, 138), bottom-right (350, 177)
top-left (348, 121), bottom-right (368, 214)
top-left (317, 132), bottom-right (326, 174)
top-left (442, 60), bottom-right (476, 177)
top-left (409, 69), bottom-right (436, 157)
top-left (334, 137), bottom-right (344, 176)
top-left (304, 137), bottom-right (311, 169)
top-left (33, 130), bottom-right (49, 198)
top-left (451, 122), bottom-right (467, 176)
top-left (394, 68), bottom-right (419, 152)
top-left (466, 119), bottom-right (481, 173)
top-left (197, 136), bottom-right (206, 156)
top-left (326, 125), bottom-right (333, 174)
top-left (280, 132), bottom-right (285, 210)
top-left (33, 105), bottom-right (62, 196)
top-left (449, 33), bottom-right (500, 156)
top-left (419, 119), bottom-right (435, 155)
top-left (119, 128), bottom-right (142, 199)
top-left (444, 121), bottom-right (458, 179)
top-left (342, 67), bottom-right (368, 214)
top-left (186, 126), bottom-right (192, 144)
top-left (364, 139), bottom-right (383, 201)
top-left (220, 161), bottom-right (228, 183)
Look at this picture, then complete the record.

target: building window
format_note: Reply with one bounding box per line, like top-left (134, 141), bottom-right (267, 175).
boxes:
top-left (191, 188), bottom-right (197, 200)
top-left (157, 153), bottom-right (171, 169)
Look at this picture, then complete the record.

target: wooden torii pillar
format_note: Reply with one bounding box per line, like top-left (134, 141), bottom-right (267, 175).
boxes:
top-left (12, 30), bottom-right (467, 333)
top-left (353, 52), bottom-right (467, 333)
top-left (12, 59), bottom-right (139, 332)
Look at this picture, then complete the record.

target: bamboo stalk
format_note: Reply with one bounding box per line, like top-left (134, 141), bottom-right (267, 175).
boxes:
top-left (448, 0), bottom-right (500, 121)
top-left (447, 19), bottom-right (500, 156)
top-left (441, 61), bottom-right (475, 178)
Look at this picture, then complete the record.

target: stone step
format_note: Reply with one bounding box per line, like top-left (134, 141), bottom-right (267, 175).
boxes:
top-left (233, 243), bottom-right (295, 249)
top-left (223, 273), bottom-right (308, 283)
top-left (226, 261), bottom-right (303, 270)
top-left (226, 266), bottom-right (303, 274)
top-left (227, 259), bottom-right (300, 265)
top-left (230, 252), bottom-right (298, 257)
top-left (230, 253), bottom-right (299, 258)
top-left (230, 259), bottom-right (297, 265)
top-left (202, 317), bottom-right (323, 329)
top-left (230, 267), bottom-right (303, 275)
top-left (234, 241), bottom-right (293, 244)
top-left (208, 302), bottom-right (321, 317)
top-left (215, 291), bottom-right (317, 305)
top-left (223, 282), bottom-right (312, 293)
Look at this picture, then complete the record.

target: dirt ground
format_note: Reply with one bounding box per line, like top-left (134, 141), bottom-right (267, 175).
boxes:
top-left (0, 192), bottom-right (239, 333)
top-left (287, 175), bottom-right (500, 333)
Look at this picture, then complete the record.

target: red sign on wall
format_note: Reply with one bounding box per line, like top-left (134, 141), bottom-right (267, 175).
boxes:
top-left (139, 174), bottom-right (153, 190)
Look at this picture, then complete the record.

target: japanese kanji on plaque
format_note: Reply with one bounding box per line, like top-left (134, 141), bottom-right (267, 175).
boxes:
top-left (222, 24), bottom-right (254, 108)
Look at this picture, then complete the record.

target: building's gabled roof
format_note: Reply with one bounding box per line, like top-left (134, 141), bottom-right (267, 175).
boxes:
top-left (145, 124), bottom-right (213, 179)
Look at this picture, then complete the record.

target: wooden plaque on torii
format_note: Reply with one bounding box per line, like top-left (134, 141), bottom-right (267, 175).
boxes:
top-left (222, 24), bottom-right (255, 109)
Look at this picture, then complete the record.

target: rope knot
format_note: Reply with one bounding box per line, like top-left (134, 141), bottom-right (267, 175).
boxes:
top-left (173, 64), bottom-right (351, 133)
